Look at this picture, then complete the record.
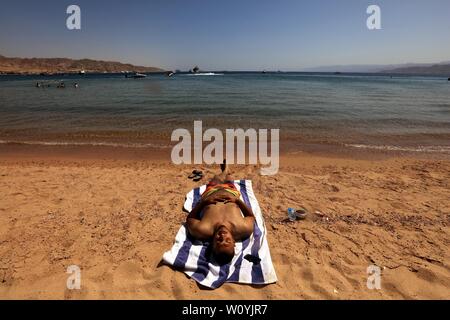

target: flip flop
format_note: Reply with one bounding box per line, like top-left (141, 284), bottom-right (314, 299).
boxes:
top-left (244, 254), bottom-right (261, 264)
top-left (188, 170), bottom-right (203, 179)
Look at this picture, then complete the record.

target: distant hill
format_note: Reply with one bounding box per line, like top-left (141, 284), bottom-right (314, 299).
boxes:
top-left (0, 55), bottom-right (164, 74)
top-left (302, 61), bottom-right (450, 74)
top-left (302, 64), bottom-right (392, 73)
top-left (379, 64), bottom-right (450, 75)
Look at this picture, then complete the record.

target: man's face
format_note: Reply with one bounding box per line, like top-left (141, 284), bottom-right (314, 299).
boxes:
top-left (212, 227), bottom-right (235, 256)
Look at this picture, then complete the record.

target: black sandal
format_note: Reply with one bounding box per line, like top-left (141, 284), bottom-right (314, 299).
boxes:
top-left (189, 170), bottom-right (203, 181)
top-left (188, 170), bottom-right (203, 179)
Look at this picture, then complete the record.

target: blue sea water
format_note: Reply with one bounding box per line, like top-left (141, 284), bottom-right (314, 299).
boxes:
top-left (0, 72), bottom-right (449, 152)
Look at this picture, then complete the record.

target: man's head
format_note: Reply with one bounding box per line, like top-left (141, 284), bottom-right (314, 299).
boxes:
top-left (212, 225), bottom-right (235, 265)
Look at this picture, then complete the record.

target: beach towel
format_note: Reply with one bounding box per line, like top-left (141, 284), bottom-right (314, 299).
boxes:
top-left (162, 180), bottom-right (278, 289)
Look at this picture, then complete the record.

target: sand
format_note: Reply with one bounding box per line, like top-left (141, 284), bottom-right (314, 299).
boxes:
top-left (0, 145), bottom-right (449, 300)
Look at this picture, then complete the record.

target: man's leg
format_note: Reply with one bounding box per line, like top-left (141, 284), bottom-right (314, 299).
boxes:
top-left (221, 159), bottom-right (234, 182)
top-left (209, 160), bottom-right (232, 184)
top-left (225, 174), bottom-right (234, 182)
top-left (209, 159), bottom-right (228, 183)
top-left (210, 174), bottom-right (223, 184)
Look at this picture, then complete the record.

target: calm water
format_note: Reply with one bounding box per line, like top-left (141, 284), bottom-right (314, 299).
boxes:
top-left (0, 72), bottom-right (449, 152)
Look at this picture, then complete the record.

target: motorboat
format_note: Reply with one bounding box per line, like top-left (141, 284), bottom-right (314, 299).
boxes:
top-left (126, 72), bottom-right (147, 78)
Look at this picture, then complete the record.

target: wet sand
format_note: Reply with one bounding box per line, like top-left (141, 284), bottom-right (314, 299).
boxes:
top-left (0, 144), bottom-right (449, 299)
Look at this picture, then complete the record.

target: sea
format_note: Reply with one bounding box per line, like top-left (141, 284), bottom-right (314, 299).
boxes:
top-left (0, 72), bottom-right (449, 154)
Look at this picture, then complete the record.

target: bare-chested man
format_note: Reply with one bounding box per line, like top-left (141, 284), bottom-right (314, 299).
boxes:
top-left (186, 163), bottom-right (255, 265)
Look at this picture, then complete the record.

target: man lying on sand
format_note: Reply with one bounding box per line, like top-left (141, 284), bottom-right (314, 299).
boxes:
top-left (186, 162), bottom-right (255, 265)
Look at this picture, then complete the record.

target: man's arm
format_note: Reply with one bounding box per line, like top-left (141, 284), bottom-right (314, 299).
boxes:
top-left (187, 200), bottom-right (204, 221)
top-left (186, 219), bottom-right (211, 241)
top-left (237, 199), bottom-right (255, 236)
top-left (235, 199), bottom-right (254, 219)
top-left (187, 197), bottom-right (218, 220)
top-left (186, 198), bottom-right (215, 241)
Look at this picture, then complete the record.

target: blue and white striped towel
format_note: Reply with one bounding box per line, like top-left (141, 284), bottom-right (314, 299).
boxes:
top-left (162, 180), bottom-right (277, 289)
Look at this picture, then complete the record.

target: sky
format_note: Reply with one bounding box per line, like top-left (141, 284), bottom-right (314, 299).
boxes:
top-left (0, 0), bottom-right (449, 71)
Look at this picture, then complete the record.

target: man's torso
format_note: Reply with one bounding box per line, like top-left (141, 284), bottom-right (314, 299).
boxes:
top-left (199, 190), bottom-right (248, 240)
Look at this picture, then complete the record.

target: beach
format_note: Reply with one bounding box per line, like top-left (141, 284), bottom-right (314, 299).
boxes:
top-left (0, 144), bottom-right (448, 299)
top-left (2, 0), bottom-right (450, 305)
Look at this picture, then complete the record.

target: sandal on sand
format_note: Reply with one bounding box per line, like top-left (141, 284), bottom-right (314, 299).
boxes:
top-left (188, 170), bottom-right (203, 179)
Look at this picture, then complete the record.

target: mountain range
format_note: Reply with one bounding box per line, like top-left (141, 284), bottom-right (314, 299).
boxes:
top-left (1, 54), bottom-right (449, 75)
top-left (302, 61), bottom-right (450, 75)
top-left (0, 55), bottom-right (164, 74)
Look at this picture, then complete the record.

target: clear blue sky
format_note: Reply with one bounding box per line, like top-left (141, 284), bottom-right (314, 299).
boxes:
top-left (1, 0), bottom-right (449, 70)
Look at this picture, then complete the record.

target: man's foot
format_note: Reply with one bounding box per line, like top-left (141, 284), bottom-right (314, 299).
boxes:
top-left (220, 159), bottom-right (227, 173)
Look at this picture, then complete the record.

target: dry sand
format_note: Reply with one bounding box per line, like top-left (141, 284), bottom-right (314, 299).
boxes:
top-left (0, 145), bottom-right (449, 299)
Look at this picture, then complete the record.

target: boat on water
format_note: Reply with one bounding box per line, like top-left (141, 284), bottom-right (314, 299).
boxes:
top-left (185, 66), bottom-right (223, 76)
top-left (189, 66), bottom-right (200, 74)
top-left (79, 70), bottom-right (86, 75)
top-left (125, 72), bottom-right (147, 78)
top-left (133, 72), bottom-right (147, 78)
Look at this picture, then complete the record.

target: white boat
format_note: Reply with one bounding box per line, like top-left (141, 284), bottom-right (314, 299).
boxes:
top-left (186, 72), bottom-right (223, 76)
top-left (125, 72), bottom-right (147, 78)
top-left (79, 70), bottom-right (86, 75)
top-left (133, 72), bottom-right (147, 78)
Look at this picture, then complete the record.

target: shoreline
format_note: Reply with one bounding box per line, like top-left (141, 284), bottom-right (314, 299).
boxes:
top-left (1, 138), bottom-right (449, 164)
